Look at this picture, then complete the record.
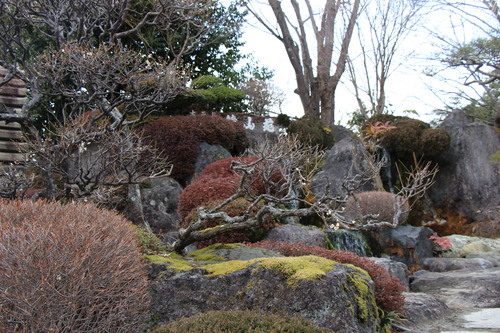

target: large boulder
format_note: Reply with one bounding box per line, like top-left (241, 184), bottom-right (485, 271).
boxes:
top-left (149, 254), bottom-right (383, 332)
top-left (367, 226), bottom-right (434, 272)
top-left (263, 223), bottom-right (327, 248)
top-left (125, 177), bottom-right (183, 234)
top-left (410, 267), bottom-right (500, 308)
top-left (312, 126), bottom-right (382, 199)
top-left (427, 111), bottom-right (500, 225)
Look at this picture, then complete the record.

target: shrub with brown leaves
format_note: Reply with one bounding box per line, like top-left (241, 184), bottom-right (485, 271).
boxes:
top-left (0, 200), bottom-right (150, 332)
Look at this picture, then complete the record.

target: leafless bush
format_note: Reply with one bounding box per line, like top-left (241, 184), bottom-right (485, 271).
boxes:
top-left (0, 164), bottom-right (33, 199)
top-left (0, 200), bottom-right (150, 332)
top-left (21, 115), bottom-right (171, 201)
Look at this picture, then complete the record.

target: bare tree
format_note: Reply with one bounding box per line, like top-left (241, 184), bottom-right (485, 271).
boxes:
top-left (239, 79), bottom-right (286, 115)
top-left (173, 135), bottom-right (437, 252)
top-left (0, 0), bottom-right (217, 124)
top-left (425, 0), bottom-right (499, 117)
top-left (245, 0), bottom-right (362, 125)
top-left (346, 0), bottom-right (428, 118)
top-left (35, 43), bottom-right (186, 129)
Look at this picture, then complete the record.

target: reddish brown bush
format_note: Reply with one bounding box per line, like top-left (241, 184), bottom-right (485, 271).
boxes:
top-left (247, 241), bottom-right (405, 313)
top-left (141, 115), bottom-right (248, 184)
top-left (345, 191), bottom-right (410, 225)
top-left (178, 177), bottom-right (239, 226)
top-left (199, 156), bottom-right (258, 180)
top-left (0, 200), bottom-right (150, 332)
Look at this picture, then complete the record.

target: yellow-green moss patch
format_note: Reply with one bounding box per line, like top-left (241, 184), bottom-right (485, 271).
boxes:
top-left (143, 255), bottom-right (194, 272)
top-left (203, 255), bottom-right (336, 287)
top-left (347, 272), bottom-right (377, 322)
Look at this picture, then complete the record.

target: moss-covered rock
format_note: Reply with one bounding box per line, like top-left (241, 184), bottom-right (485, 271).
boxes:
top-left (149, 247), bottom-right (383, 332)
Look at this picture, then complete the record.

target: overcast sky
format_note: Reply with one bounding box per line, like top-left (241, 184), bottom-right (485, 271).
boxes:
top-left (226, 0), bottom-right (490, 125)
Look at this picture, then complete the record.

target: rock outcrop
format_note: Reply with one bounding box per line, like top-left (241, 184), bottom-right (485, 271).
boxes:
top-left (422, 257), bottom-right (494, 272)
top-left (149, 250), bottom-right (383, 332)
top-left (367, 225), bottom-right (434, 272)
top-left (312, 126), bottom-right (382, 199)
top-left (427, 111), bottom-right (500, 228)
top-left (125, 177), bottom-right (183, 234)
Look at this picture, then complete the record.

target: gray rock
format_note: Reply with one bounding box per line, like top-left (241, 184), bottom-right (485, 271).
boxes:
top-left (410, 267), bottom-right (500, 308)
top-left (427, 111), bottom-right (500, 221)
top-left (368, 226), bottom-right (434, 272)
top-left (467, 252), bottom-right (500, 267)
top-left (125, 177), bottom-right (183, 233)
top-left (191, 142), bottom-right (231, 180)
top-left (422, 257), bottom-right (494, 272)
top-left (368, 257), bottom-right (410, 291)
top-left (311, 129), bottom-right (382, 199)
top-left (150, 257), bottom-right (382, 332)
top-left (263, 224), bottom-right (326, 248)
top-left (402, 292), bottom-right (449, 325)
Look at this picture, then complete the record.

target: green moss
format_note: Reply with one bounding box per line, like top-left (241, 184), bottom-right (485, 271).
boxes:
top-left (143, 255), bottom-right (194, 273)
top-left (203, 255), bottom-right (336, 287)
top-left (135, 226), bottom-right (168, 255)
top-left (346, 271), bottom-right (378, 323)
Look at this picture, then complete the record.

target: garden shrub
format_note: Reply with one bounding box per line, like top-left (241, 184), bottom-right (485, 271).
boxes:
top-left (345, 191), bottom-right (410, 224)
top-left (287, 114), bottom-right (334, 149)
top-left (141, 115), bottom-right (248, 184)
top-left (178, 176), bottom-right (239, 225)
top-left (152, 310), bottom-right (330, 333)
top-left (247, 241), bottom-right (405, 313)
top-left (0, 200), bottom-right (149, 333)
top-left (366, 115), bottom-right (450, 164)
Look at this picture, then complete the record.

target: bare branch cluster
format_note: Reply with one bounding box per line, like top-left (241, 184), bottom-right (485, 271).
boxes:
top-left (0, 164), bottom-right (34, 199)
top-left (35, 43), bottom-right (186, 128)
top-left (173, 135), bottom-right (438, 252)
top-left (21, 116), bottom-right (171, 201)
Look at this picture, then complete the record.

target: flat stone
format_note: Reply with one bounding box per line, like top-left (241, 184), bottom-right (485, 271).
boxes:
top-left (410, 267), bottom-right (500, 308)
top-left (462, 308), bottom-right (500, 329)
top-left (422, 257), bottom-right (494, 272)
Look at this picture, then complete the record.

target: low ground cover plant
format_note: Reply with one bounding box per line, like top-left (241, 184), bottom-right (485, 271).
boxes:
top-left (0, 200), bottom-right (150, 332)
top-left (152, 310), bottom-right (330, 333)
top-left (248, 241), bottom-right (405, 313)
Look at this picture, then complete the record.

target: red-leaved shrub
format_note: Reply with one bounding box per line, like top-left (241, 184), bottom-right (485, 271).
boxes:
top-left (0, 200), bottom-right (150, 332)
top-left (247, 241), bottom-right (405, 314)
top-left (141, 115), bottom-right (248, 184)
top-left (178, 177), bottom-right (239, 226)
